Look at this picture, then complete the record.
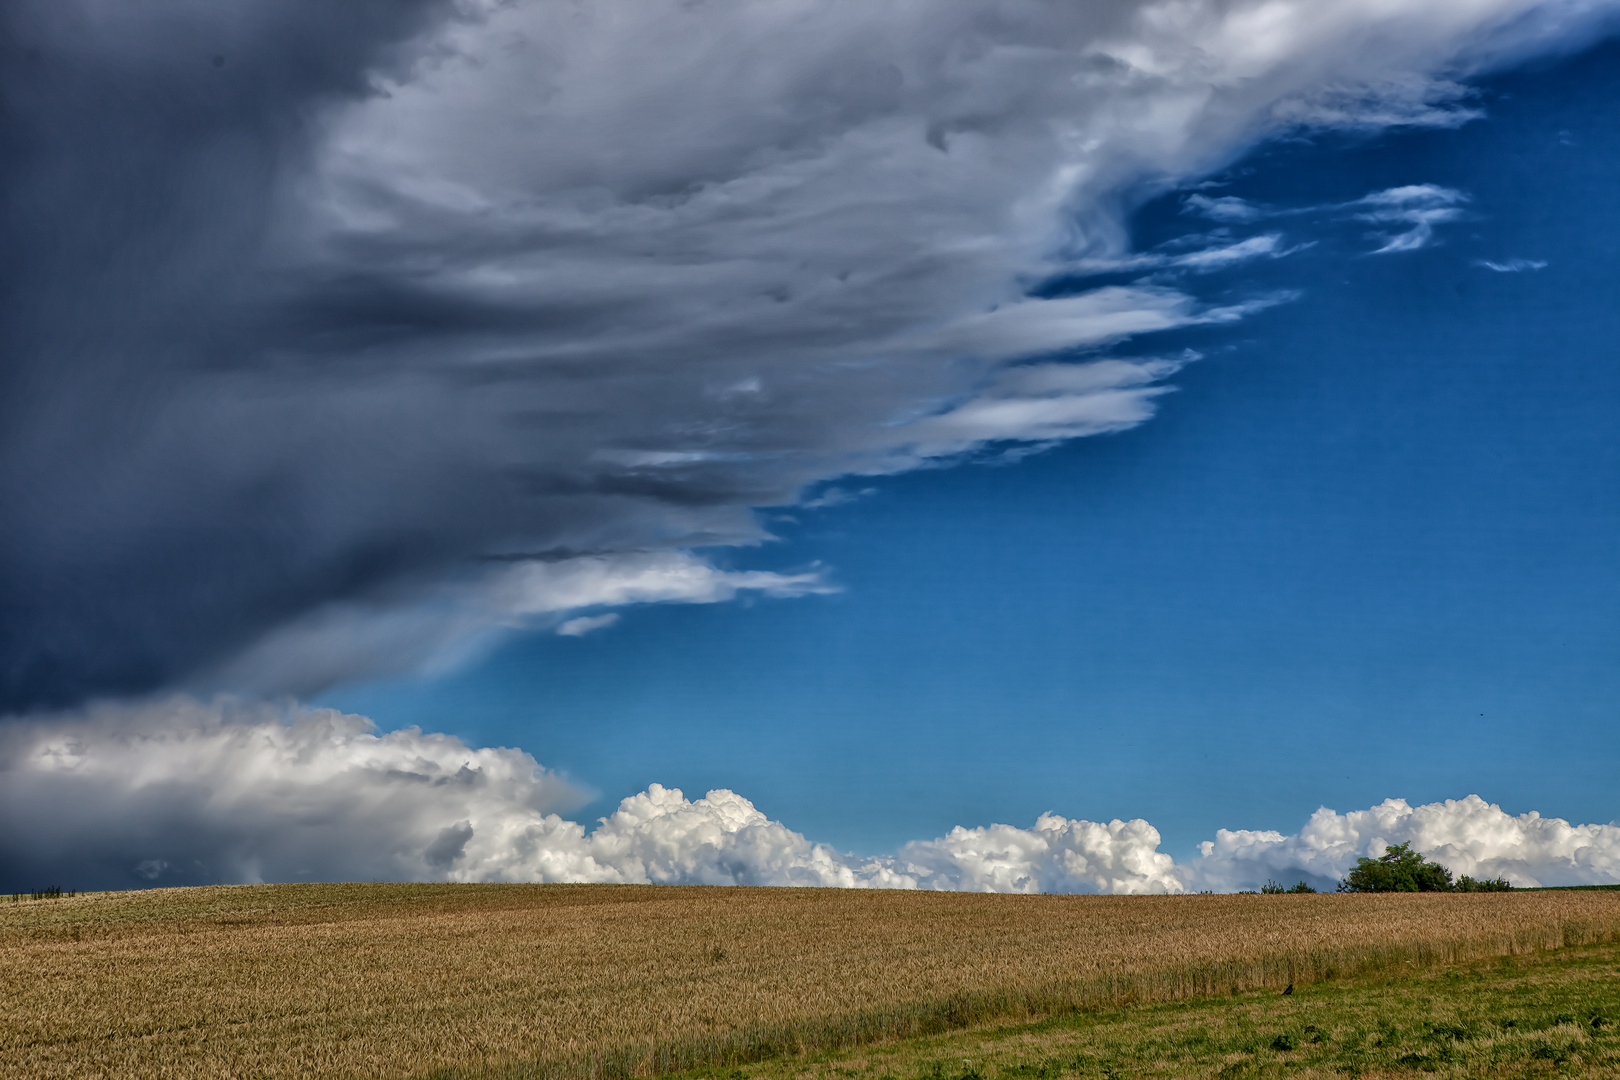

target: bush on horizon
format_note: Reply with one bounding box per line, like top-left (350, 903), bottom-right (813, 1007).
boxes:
top-left (1337, 843), bottom-right (1513, 893)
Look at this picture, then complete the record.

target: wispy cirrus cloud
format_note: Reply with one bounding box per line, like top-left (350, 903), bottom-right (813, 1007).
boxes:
top-left (203, 552), bottom-right (835, 696)
top-left (1349, 184), bottom-right (1471, 253)
top-left (556, 613), bottom-right (621, 638)
top-left (1475, 257), bottom-right (1549, 271)
top-left (1181, 184), bottom-right (1475, 254)
top-left (1182, 194), bottom-right (1270, 224)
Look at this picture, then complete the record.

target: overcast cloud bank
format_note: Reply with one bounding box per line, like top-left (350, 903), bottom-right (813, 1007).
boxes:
top-left (3, 700), bottom-right (1615, 894)
top-left (5, 0), bottom-right (1619, 708)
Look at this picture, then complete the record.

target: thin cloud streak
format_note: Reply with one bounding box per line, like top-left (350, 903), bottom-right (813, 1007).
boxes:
top-left (1180, 184), bottom-right (1476, 254)
top-left (1349, 184), bottom-right (1471, 253)
top-left (1476, 257), bottom-right (1550, 271)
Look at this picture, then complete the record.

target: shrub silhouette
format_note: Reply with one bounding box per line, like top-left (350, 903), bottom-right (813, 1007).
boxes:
top-left (1455, 874), bottom-right (1514, 892)
top-left (1337, 843), bottom-right (1458, 892)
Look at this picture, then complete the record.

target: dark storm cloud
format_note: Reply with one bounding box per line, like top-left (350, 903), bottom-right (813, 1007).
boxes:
top-left (0, 0), bottom-right (456, 706)
top-left (2, 0), bottom-right (1615, 710)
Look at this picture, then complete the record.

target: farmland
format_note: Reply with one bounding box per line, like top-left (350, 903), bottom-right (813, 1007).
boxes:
top-left (4, 884), bottom-right (1619, 1079)
top-left (675, 940), bottom-right (1620, 1080)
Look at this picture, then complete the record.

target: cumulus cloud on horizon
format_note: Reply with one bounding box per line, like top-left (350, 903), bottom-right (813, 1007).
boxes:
top-left (5, 0), bottom-right (1619, 709)
top-left (3, 699), bottom-right (1615, 895)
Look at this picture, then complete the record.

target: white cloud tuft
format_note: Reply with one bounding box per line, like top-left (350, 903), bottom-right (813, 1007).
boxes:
top-left (4, 702), bottom-right (1617, 894)
top-left (1348, 184), bottom-right (1470, 253)
top-left (556, 613), bottom-right (621, 637)
top-left (892, 816), bottom-right (1186, 894)
top-left (1172, 234), bottom-right (1296, 271)
top-left (1190, 795), bottom-right (1620, 890)
top-left (901, 357), bottom-right (1190, 454)
top-left (1476, 258), bottom-right (1549, 271)
top-left (1184, 194), bottom-right (1268, 223)
top-left (207, 552), bottom-right (836, 695)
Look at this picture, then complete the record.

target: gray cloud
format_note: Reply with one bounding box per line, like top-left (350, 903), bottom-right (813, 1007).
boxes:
top-left (0, 697), bottom-right (588, 889)
top-left (3, 0), bottom-right (1617, 708)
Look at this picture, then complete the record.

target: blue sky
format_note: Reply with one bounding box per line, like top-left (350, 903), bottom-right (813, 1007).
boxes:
top-left (4, 0), bottom-right (1619, 893)
top-left (323, 39), bottom-right (1620, 861)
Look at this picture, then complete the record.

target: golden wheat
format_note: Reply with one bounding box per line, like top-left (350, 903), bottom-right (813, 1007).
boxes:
top-left (3, 884), bottom-right (1618, 1080)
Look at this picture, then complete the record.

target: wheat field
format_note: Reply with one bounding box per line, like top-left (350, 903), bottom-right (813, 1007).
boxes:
top-left (4, 883), bottom-right (1619, 1080)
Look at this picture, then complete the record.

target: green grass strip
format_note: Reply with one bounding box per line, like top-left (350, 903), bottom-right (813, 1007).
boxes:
top-left (435, 925), bottom-right (1620, 1080)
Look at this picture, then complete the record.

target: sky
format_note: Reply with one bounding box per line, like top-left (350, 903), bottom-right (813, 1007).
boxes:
top-left (2, 0), bottom-right (1618, 894)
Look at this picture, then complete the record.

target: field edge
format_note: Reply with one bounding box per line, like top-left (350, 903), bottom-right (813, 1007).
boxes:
top-left (437, 913), bottom-right (1620, 1080)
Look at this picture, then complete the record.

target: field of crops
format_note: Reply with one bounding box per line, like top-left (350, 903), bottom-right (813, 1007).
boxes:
top-left (5, 884), bottom-right (1620, 1079)
top-left (695, 940), bottom-right (1620, 1080)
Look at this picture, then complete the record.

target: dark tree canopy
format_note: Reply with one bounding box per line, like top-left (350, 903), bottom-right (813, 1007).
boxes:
top-left (1335, 843), bottom-right (1514, 892)
top-left (1337, 843), bottom-right (1457, 892)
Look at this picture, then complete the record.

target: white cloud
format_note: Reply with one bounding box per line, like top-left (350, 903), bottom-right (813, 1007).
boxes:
top-left (205, 552), bottom-right (836, 695)
top-left (5, 701), bottom-right (1616, 894)
top-left (1476, 257), bottom-right (1549, 271)
top-left (556, 613), bottom-right (620, 637)
top-left (892, 816), bottom-right (1185, 894)
top-left (487, 552), bottom-right (836, 616)
top-left (798, 486), bottom-right (877, 511)
top-left (1070, 234), bottom-right (1302, 276)
top-left (1348, 184), bottom-right (1470, 253)
top-left (1190, 795), bottom-right (1620, 890)
top-left (0, 697), bottom-right (588, 887)
top-left (1172, 234), bottom-right (1297, 270)
top-left (901, 356), bottom-right (1189, 454)
top-left (1184, 194), bottom-right (1268, 223)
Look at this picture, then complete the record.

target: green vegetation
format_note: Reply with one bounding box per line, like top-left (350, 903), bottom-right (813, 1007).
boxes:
top-left (654, 942), bottom-right (1620, 1080)
top-left (1338, 843), bottom-right (1513, 893)
top-left (7, 886), bottom-right (75, 902)
top-left (1260, 880), bottom-right (1318, 894)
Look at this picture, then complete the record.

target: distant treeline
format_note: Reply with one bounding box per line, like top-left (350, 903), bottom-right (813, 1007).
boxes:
top-left (1337, 843), bottom-right (1515, 893)
top-left (8, 886), bottom-right (77, 902)
top-left (1249, 843), bottom-right (1518, 895)
top-left (1525, 883), bottom-right (1620, 891)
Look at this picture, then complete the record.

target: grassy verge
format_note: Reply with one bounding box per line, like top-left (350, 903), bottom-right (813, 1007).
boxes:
top-left (647, 943), bottom-right (1620, 1080)
top-left (443, 913), bottom-right (1620, 1080)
